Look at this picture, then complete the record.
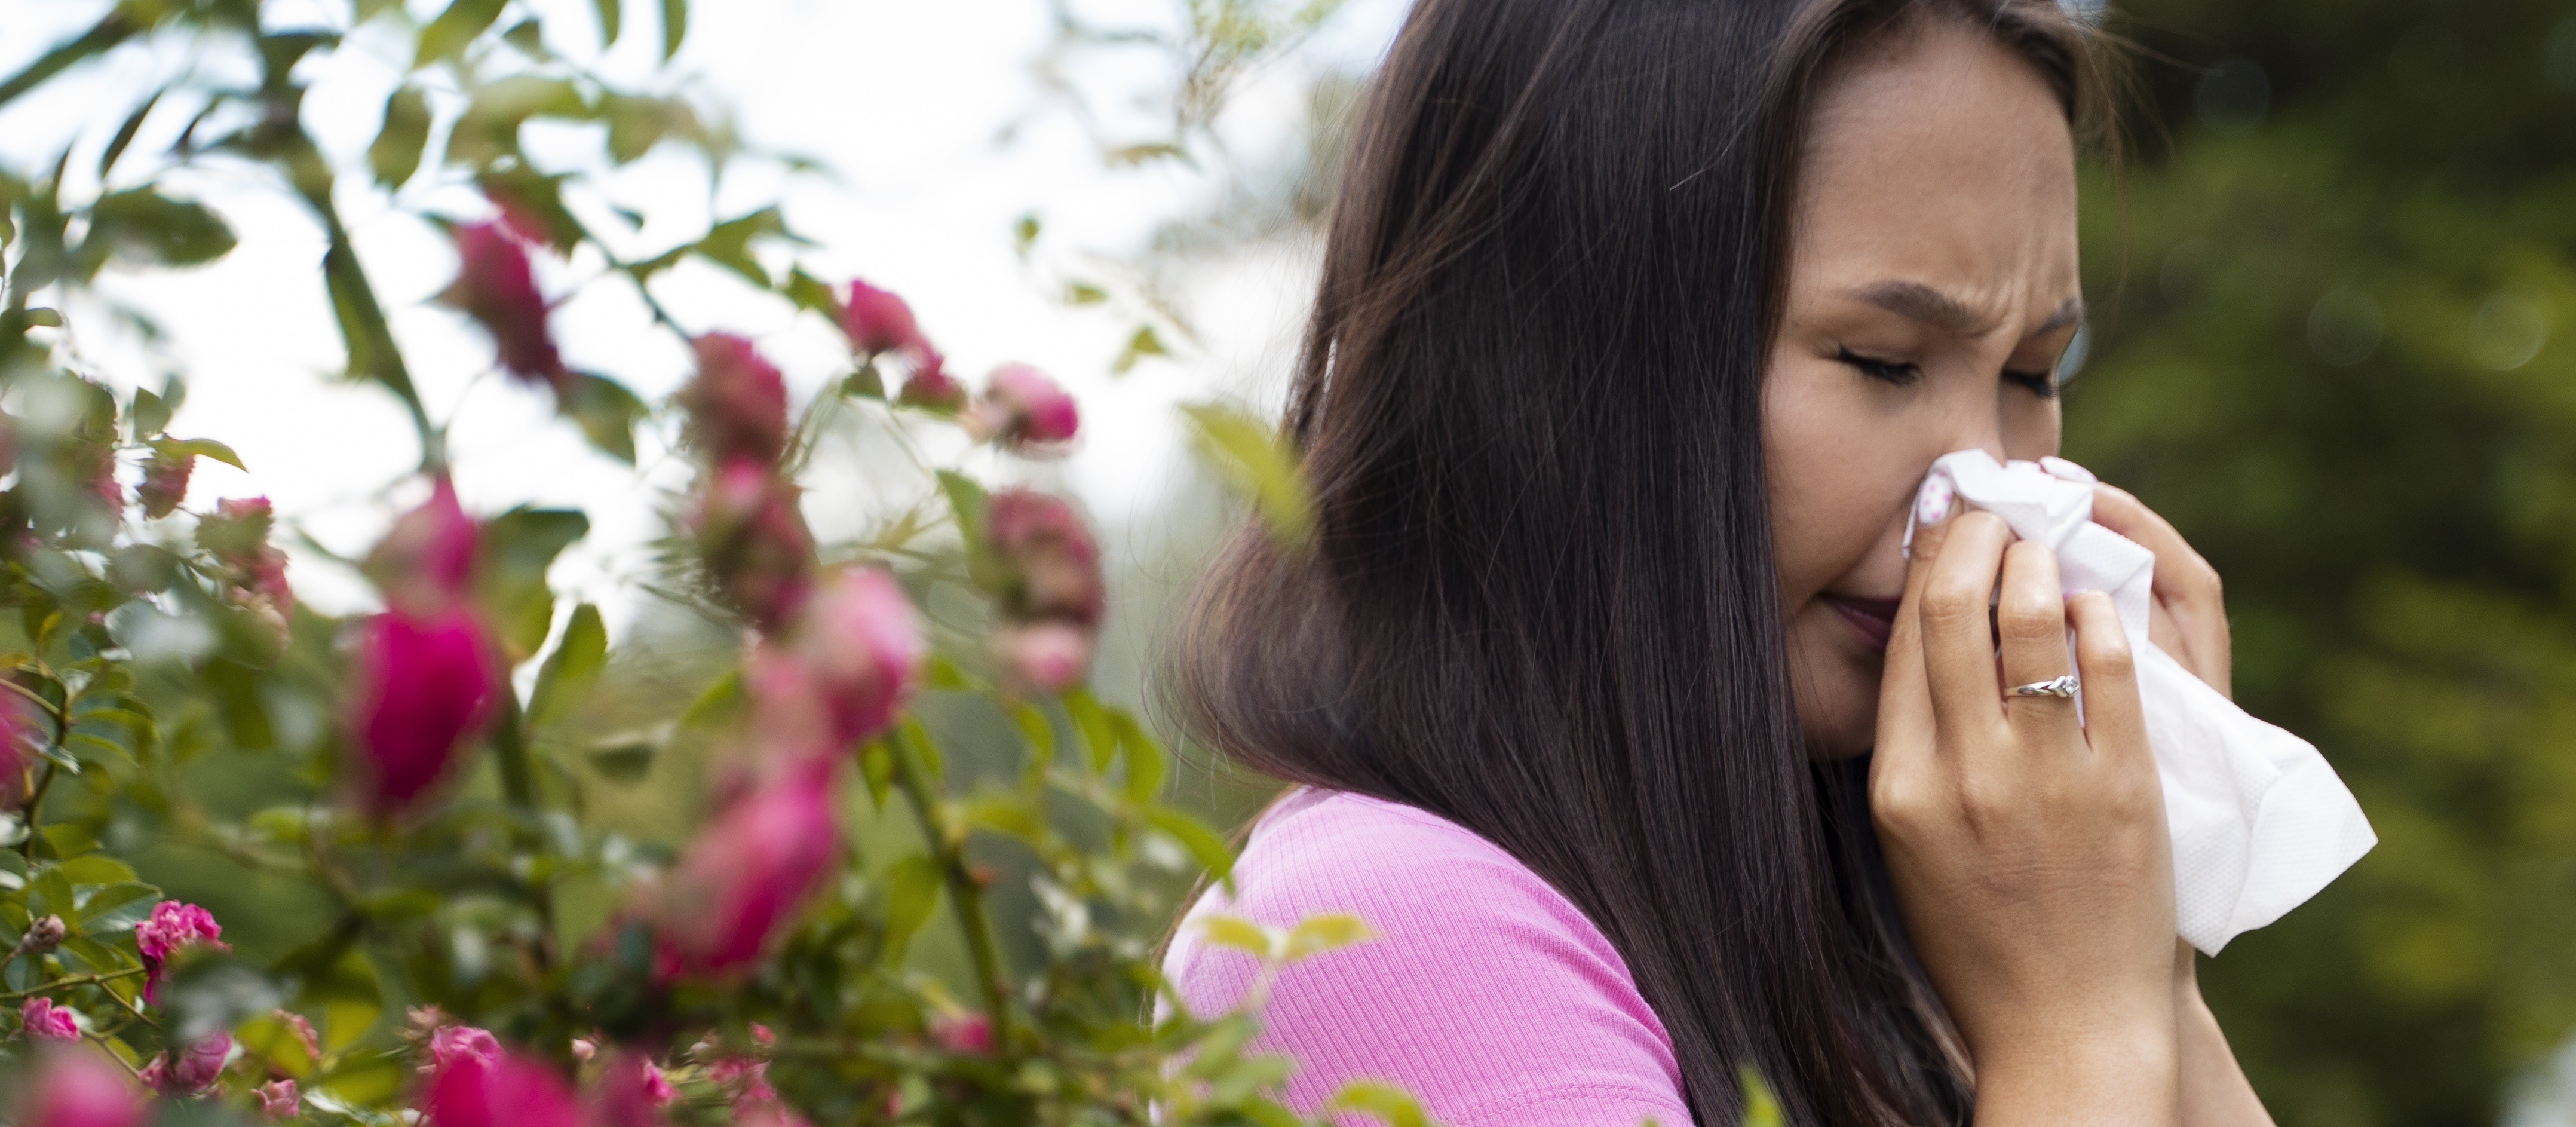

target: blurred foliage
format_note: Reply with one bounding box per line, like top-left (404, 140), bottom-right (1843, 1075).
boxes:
top-left (2066, 1), bottom-right (2576, 1122)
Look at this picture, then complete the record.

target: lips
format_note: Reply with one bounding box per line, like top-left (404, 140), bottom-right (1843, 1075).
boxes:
top-left (1824, 595), bottom-right (1901, 652)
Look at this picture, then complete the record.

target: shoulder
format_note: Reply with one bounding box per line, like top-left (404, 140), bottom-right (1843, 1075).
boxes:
top-left (1166, 789), bottom-right (1692, 1126)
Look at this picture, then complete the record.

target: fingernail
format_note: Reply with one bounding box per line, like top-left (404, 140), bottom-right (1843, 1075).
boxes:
top-left (1915, 474), bottom-right (1956, 528)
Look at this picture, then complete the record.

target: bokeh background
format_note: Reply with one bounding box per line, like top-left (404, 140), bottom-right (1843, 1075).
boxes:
top-left (4, 0), bottom-right (2572, 1123)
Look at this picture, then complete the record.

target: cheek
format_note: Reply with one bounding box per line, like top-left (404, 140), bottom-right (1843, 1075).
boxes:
top-left (1762, 359), bottom-right (1927, 596)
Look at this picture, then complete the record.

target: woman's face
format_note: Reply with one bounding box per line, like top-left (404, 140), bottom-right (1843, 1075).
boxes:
top-left (1767, 20), bottom-right (2082, 758)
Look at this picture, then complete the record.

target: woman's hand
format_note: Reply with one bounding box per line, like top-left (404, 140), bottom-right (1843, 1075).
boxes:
top-left (1870, 507), bottom-right (2179, 1125)
top-left (2092, 485), bottom-right (2230, 698)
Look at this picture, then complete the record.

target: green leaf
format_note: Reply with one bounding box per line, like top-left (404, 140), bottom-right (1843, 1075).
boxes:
top-left (445, 76), bottom-right (588, 167)
top-left (369, 87), bottom-right (431, 189)
top-left (416, 0), bottom-right (510, 68)
top-left (584, 731), bottom-right (658, 782)
top-left (1011, 703), bottom-right (1054, 767)
top-left (237, 1011), bottom-right (318, 1079)
top-left (58, 855), bottom-right (136, 885)
top-left (1738, 1064), bottom-right (1785, 1127)
top-left (897, 717), bottom-right (943, 785)
top-left (1064, 281), bottom-right (1109, 305)
top-left (30, 866), bottom-right (78, 925)
top-left (97, 87), bottom-right (162, 180)
top-left (296, 950), bottom-right (383, 1053)
top-left (474, 506), bottom-right (590, 664)
top-left (1181, 400), bottom-right (1314, 545)
top-left (501, 17), bottom-right (545, 55)
top-left (1145, 807), bottom-right (1234, 889)
top-left (150, 436), bottom-right (244, 471)
top-left (130, 387), bottom-right (169, 439)
top-left (560, 372), bottom-right (645, 463)
top-left (839, 364), bottom-right (884, 400)
top-left (77, 882), bottom-right (158, 935)
top-left (1013, 212), bottom-right (1040, 258)
top-left (1284, 914), bottom-right (1376, 962)
top-left (84, 188), bottom-right (236, 269)
top-left (660, 0), bottom-right (688, 60)
top-left (1327, 1082), bottom-right (1431, 1127)
top-left (880, 853), bottom-right (942, 963)
top-left (784, 266), bottom-right (842, 322)
top-left (1114, 710), bottom-right (1166, 803)
top-left (528, 603), bottom-right (606, 726)
top-left (1112, 324), bottom-right (1169, 375)
top-left (860, 739), bottom-right (894, 810)
top-left (318, 1054), bottom-right (407, 1105)
top-left (1063, 690), bottom-right (1117, 773)
top-left (476, 166), bottom-right (585, 255)
top-left (1196, 915), bottom-right (1280, 960)
top-left (679, 668), bottom-right (742, 730)
top-left (692, 207), bottom-right (789, 287)
top-left (591, 0), bottom-right (622, 45)
top-left (936, 470), bottom-right (991, 568)
top-left (601, 93), bottom-right (694, 164)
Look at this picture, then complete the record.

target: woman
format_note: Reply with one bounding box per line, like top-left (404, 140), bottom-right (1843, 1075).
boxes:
top-left (1163, 0), bottom-right (2269, 1125)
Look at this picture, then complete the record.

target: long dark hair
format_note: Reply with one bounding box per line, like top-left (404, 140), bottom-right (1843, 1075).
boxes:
top-left (1167, 1), bottom-right (2097, 1124)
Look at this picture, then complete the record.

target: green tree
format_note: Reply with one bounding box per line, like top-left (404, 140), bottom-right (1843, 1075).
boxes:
top-left (2067, 1), bottom-right (2576, 1122)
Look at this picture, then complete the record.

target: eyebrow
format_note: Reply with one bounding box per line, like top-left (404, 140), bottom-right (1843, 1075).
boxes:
top-left (1845, 280), bottom-right (2084, 339)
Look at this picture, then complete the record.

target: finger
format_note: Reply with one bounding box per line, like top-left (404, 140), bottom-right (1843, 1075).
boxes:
top-left (2068, 590), bottom-right (2149, 771)
top-left (2093, 485), bottom-right (2231, 692)
top-left (1995, 540), bottom-right (2081, 746)
top-left (1918, 510), bottom-right (2014, 742)
top-left (1876, 496), bottom-right (1956, 758)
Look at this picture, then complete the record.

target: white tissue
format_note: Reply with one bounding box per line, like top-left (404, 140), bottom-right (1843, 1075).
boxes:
top-left (1903, 450), bottom-right (2376, 955)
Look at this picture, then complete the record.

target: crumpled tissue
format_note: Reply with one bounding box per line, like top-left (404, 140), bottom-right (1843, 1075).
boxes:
top-left (1903, 449), bottom-right (2376, 954)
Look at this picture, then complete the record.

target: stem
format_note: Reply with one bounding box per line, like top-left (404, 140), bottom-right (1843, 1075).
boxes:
top-left (487, 689), bottom-right (557, 969)
top-left (890, 728), bottom-right (1016, 1051)
top-left (18, 761), bottom-right (58, 863)
top-left (0, 967), bottom-right (146, 1003)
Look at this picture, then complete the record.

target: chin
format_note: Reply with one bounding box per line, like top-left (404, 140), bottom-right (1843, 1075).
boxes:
top-left (1787, 612), bottom-right (1885, 760)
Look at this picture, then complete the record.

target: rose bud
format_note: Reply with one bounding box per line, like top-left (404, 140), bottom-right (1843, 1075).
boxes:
top-left (656, 756), bottom-right (841, 978)
top-left (985, 490), bottom-right (1105, 626)
top-left (275, 1010), bottom-right (321, 1062)
top-left (427, 1024), bottom-right (502, 1074)
top-left (928, 1010), bottom-right (993, 1056)
top-left (841, 278), bottom-right (922, 357)
top-left (441, 222), bottom-right (568, 393)
top-left (896, 349), bottom-right (968, 413)
top-left (991, 619), bottom-right (1094, 695)
top-left (963, 363), bottom-right (1078, 451)
top-left (349, 608), bottom-right (501, 816)
top-left (138, 451), bottom-right (192, 519)
top-left (257, 1079), bottom-right (300, 1119)
top-left (20, 1046), bottom-right (148, 1127)
top-left (143, 1031), bottom-right (231, 1095)
top-left (21, 997), bottom-right (79, 1040)
top-left (364, 476), bottom-right (480, 617)
top-left (19, 914), bottom-right (67, 955)
top-left (421, 1048), bottom-right (582, 1127)
top-left (135, 901), bottom-right (229, 1003)
top-left (758, 567), bottom-right (924, 749)
top-left (688, 458), bottom-right (816, 633)
top-left (682, 333), bottom-right (790, 464)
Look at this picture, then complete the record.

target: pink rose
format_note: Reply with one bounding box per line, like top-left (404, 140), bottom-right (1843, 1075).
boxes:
top-left (274, 1009), bottom-right (321, 1062)
top-left (256, 1079), bottom-right (299, 1119)
top-left (841, 278), bottom-right (922, 356)
top-left (657, 756), bottom-right (841, 978)
top-left (365, 476), bottom-right (480, 616)
top-left (683, 333), bottom-right (790, 464)
top-left (750, 567), bottom-right (923, 750)
top-left (420, 1048), bottom-right (581, 1127)
top-left (0, 694), bottom-right (44, 807)
top-left (441, 222), bottom-right (567, 392)
top-left (991, 620), bottom-right (1096, 695)
top-left (138, 451), bottom-right (192, 519)
top-left (427, 1024), bottom-right (501, 1073)
top-left (135, 901), bottom-right (228, 1003)
top-left (708, 1056), bottom-right (775, 1105)
top-left (929, 1010), bottom-right (993, 1056)
top-left (350, 608), bottom-right (501, 816)
top-left (897, 349), bottom-right (967, 412)
top-left (688, 458), bottom-right (817, 633)
top-left (21, 1046), bottom-right (148, 1127)
top-left (143, 1031), bottom-right (231, 1095)
top-left (965, 363), bottom-right (1079, 451)
top-left (985, 490), bottom-right (1105, 626)
top-left (20, 997), bottom-right (78, 1040)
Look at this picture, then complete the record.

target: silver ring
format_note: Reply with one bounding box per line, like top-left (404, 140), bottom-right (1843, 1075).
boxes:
top-left (2008, 673), bottom-right (2080, 699)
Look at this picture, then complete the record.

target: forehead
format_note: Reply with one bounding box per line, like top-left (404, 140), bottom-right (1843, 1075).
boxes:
top-left (1790, 20), bottom-right (2080, 319)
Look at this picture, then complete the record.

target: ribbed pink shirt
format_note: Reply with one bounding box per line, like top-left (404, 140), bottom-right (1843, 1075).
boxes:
top-left (1164, 788), bottom-right (1694, 1126)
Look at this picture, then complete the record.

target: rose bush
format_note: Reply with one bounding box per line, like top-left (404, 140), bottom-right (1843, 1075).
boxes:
top-left (0, 2), bottom-right (1440, 1125)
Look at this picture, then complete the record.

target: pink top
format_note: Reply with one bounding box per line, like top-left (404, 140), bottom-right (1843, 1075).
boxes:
top-left (1164, 788), bottom-right (1693, 1126)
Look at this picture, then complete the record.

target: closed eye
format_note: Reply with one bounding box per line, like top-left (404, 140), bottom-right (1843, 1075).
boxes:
top-left (1835, 347), bottom-right (1921, 387)
top-left (2003, 368), bottom-right (2059, 399)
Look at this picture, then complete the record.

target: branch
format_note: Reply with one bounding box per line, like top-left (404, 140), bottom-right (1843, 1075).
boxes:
top-left (890, 726), bottom-right (1017, 1052)
top-left (0, 967), bottom-right (146, 1003)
